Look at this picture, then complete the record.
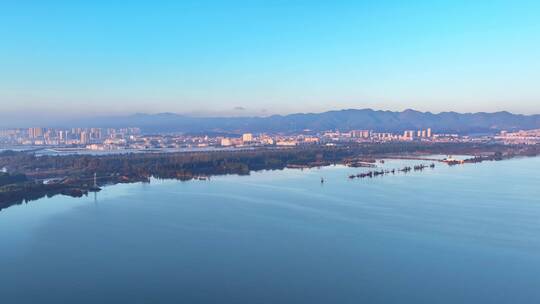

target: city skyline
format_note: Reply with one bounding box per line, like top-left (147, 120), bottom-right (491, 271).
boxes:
top-left (1, 1), bottom-right (540, 121)
top-left (4, 125), bottom-right (526, 150)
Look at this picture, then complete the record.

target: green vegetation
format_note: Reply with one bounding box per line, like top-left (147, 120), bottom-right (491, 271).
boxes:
top-left (0, 172), bottom-right (28, 187)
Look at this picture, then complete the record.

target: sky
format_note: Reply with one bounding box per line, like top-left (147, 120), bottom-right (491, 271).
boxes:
top-left (1, 0), bottom-right (540, 121)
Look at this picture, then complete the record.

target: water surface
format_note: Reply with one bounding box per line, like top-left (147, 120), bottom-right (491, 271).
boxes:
top-left (1, 157), bottom-right (540, 303)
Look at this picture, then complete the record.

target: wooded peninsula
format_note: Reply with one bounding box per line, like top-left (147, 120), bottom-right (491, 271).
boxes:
top-left (1, 142), bottom-right (539, 211)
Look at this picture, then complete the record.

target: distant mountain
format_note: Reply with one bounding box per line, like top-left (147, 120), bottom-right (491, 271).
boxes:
top-left (70, 109), bottom-right (540, 134)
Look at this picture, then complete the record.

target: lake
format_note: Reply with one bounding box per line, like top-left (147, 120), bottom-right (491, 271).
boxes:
top-left (1, 157), bottom-right (540, 303)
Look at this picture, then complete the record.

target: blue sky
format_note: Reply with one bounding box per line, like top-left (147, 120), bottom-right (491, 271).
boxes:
top-left (1, 0), bottom-right (539, 119)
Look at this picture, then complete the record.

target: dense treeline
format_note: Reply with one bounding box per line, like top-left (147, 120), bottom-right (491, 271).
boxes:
top-left (0, 172), bottom-right (28, 187)
top-left (1, 143), bottom-right (536, 180)
top-left (2, 146), bottom-right (351, 180)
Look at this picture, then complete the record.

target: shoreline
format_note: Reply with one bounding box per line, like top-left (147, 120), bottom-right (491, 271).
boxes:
top-left (1, 143), bottom-right (538, 211)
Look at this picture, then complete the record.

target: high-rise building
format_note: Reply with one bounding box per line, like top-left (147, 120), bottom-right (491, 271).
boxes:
top-left (80, 131), bottom-right (88, 144)
top-left (89, 128), bottom-right (102, 140)
top-left (59, 130), bottom-right (65, 141)
top-left (350, 130), bottom-right (371, 138)
top-left (28, 127), bottom-right (44, 139)
top-left (427, 128), bottom-right (432, 137)
top-left (403, 130), bottom-right (415, 139)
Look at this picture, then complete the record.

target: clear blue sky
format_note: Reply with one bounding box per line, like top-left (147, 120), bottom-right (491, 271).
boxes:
top-left (1, 0), bottom-right (539, 120)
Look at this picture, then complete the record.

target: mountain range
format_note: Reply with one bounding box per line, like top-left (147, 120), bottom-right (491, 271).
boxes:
top-left (66, 108), bottom-right (540, 134)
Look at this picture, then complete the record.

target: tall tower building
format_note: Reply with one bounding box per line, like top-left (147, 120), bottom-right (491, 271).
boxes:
top-left (90, 128), bottom-right (102, 140)
top-left (80, 131), bottom-right (88, 145)
top-left (28, 127), bottom-right (43, 139)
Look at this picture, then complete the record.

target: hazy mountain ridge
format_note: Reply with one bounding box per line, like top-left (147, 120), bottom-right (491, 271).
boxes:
top-left (64, 109), bottom-right (540, 134)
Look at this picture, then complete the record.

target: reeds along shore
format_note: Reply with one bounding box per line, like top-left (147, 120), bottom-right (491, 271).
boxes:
top-left (347, 152), bottom-right (518, 180)
top-left (348, 163), bottom-right (436, 180)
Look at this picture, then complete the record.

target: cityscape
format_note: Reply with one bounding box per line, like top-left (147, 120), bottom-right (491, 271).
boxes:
top-left (2, 126), bottom-right (539, 153)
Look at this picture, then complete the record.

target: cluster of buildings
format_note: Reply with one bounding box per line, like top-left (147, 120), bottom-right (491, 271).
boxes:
top-left (216, 129), bottom-right (440, 148)
top-left (3, 126), bottom-right (535, 152)
top-left (496, 129), bottom-right (540, 145)
top-left (402, 128), bottom-right (432, 140)
top-left (3, 128), bottom-right (435, 150)
top-left (0, 127), bottom-right (141, 148)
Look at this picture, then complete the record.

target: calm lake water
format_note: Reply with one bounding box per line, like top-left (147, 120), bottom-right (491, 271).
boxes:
top-left (1, 157), bottom-right (540, 303)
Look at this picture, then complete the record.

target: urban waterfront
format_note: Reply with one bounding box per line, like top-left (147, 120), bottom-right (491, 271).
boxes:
top-left (1, 157), bottom-right (540, 303)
